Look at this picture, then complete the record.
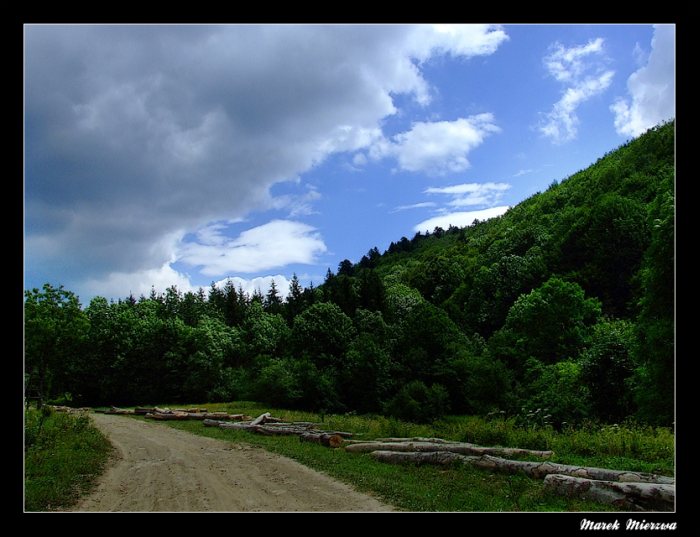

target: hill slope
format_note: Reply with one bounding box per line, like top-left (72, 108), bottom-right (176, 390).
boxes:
top-left (25, 122), bottom-right (675, 426)
top-left (329, 120), bottom-right (674, 424)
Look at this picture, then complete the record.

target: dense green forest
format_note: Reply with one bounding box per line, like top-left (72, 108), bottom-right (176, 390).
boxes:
top-left (24, 121), bottom-right (674, 426)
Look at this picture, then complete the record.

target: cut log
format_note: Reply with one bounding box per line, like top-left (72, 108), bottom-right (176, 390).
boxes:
top-left (184, 413), bottom-right (206, 420)
top-left (371, 450), bottom-right (465, 466)
top-left (105, 406), bottom-right (134, 415)
top-left (543, 474), bottom-right (675, 512)
top-left (216, 423), bottom-right (282, 435)
top-left (367, 450), bottom-right (673, 485)
top-left (144, 412), bottom-right (189, 420)
top-left (203, 419), bottom-right (224, 427)
top-left (134, 407), bottom-right (156, 415)
top-left (465, 455), bottom-right (674, 484)
top-left (203, 412), bottom-right (229, 419)
top-left (299, 432), bottom-right (345, 448)
top-left (375, 437), bottom-right (459, 444)
top-left (201, 412), bottom-right (251, 421)
top-left (262, 421), bottom-right (317, 428)
top-left (250, 412), bottom-right (272, 426)
top-left (49, 405), bottom-right (92, 413)
top-left (322, 430), bottom-right (354, 439)
top-left (345, 441), bottom-right (552, 459)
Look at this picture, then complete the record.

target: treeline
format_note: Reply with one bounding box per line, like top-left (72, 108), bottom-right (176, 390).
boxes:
top-left (24, 122), bottom-right (675, 426)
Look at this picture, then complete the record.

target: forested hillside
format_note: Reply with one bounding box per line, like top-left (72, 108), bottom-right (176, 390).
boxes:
top-left (24, 121), bottom-right (675, 426)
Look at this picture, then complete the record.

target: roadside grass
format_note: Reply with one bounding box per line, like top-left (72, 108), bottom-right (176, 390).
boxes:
top-left (24, 407), bottom-right (113, 511)
top-left (138, 401), bottom-right (673, 512)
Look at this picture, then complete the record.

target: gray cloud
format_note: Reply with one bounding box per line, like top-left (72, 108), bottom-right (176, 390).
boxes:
top-left (25, 24), bottom-right (508, 295)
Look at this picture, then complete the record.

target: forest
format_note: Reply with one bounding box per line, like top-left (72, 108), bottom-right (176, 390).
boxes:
top-left (24, 121), bottom-right (674, 427)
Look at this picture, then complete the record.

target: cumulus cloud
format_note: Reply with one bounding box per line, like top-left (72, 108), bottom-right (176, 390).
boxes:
top-left (611, 25), bottom-right (675, 137)
top-left (25, 24), bottom-right (508, 297)
top-left (213, 275), bottom-right (291, 300)
top-left (540, 38), bottom-right (614, 143)
top-left (414, 206), bottom-right (510, 233)
top-left (81, 263), bottom-right (196, 301)
top-left (178, 220), bottom-right (327, 276)
top-left (370, 114), bottom-right (500, 175)
top-left (413, 24), bottom-right (509, 62)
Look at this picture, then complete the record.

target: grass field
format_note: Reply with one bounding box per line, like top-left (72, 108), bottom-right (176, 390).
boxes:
top-left (24, 407), bottom-right (113, 511)
top-left (141, 401), bottom-right (674, 512)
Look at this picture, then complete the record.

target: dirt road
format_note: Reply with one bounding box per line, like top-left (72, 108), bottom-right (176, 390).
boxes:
top-left (71, 413), bottom-right (393, 512)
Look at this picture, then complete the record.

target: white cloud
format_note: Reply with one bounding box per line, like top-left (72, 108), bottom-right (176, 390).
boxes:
top-left (371, 114), bottom-right (500, 175)
top-left (178, 220), bottom-right (327, 276)
top-left (213, 275), bottom-right (291, 300)
top-left (611, 25), bottom-right (675, 137)
top-left (270, 184), bottom-right (322, 217)
top-left (415, 24), bottom-right (509, 62)
top-left (81, 266), bottom-right (293, 303)
top-left (390, 201), bottom-right (438, 213)
top-left (425, 181), bottom-right (510, 195)
top-left (540, 38), bottom-right (614, 144)
top-left (352, 153), bottom-right (368, 167)
top-left (512, 169), bottom-right (533, 177)
top-left (540, 71), bottom-right (614, 143)
top-left (26, 25), bottom-right (509, 297)
top-left (414, 206), bottom-right (510, 232)
top-left (81, 263), bottom-right (196, 301)
top-left (543, 38), bottom-right (605, 83)
top-left (424, 181), bottom-right (510, 207)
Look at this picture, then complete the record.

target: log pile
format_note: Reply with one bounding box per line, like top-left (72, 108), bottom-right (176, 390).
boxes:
top-left (203, 412), bottom-right (352, 446)
top-left (346, 440), bottom-right (553, 459)
top-left (144, 408), bottom-right (252, 421)
top-left (46, 405), bottom-right (92, 413)
top-left (96, 406), bottom-right (253, 421)
top-left (357, 436), bottom-right (674, 511)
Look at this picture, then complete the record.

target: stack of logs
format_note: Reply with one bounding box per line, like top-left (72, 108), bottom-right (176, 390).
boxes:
top-left (97, 406), bottom-right (254, 422)
top-left (343, 437), bottom-right (674, 511)
top-left (91, 407), bottom-right (674, 511)
top-left (204, 412), bottom-right (353, 448)
top-left (46, 405), bottom-right (92, 413)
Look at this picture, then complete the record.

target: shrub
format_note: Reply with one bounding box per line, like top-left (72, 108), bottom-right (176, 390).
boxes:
top-left (252, 359), bottom-right (301, 408)
top-left (384, 381), bottom-right (450, 423)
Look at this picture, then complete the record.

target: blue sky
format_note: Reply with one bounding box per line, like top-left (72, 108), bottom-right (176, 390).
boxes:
top-left (24, 24), bottom-right (675, 302)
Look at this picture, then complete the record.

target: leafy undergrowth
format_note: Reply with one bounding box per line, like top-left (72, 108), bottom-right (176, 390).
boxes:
top-left (141, 401), bottom-right (673, 512)
top-left (24, 407), bottom-right (113, 511)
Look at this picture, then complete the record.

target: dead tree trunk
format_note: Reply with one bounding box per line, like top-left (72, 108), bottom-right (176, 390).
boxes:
top-left (543, 474), bottom-right (675, 511)
top-left (345, 441), bottom-right (553, 459)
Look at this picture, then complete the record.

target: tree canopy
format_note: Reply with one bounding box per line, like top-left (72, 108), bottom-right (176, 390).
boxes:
top-left (24, 122), bottom-right (675, 426)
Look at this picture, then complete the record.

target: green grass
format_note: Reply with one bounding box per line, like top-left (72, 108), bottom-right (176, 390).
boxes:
top-left (24, 407), bottom-right (113, 511)
top-left (140, 401), bottom-right (674, 511)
